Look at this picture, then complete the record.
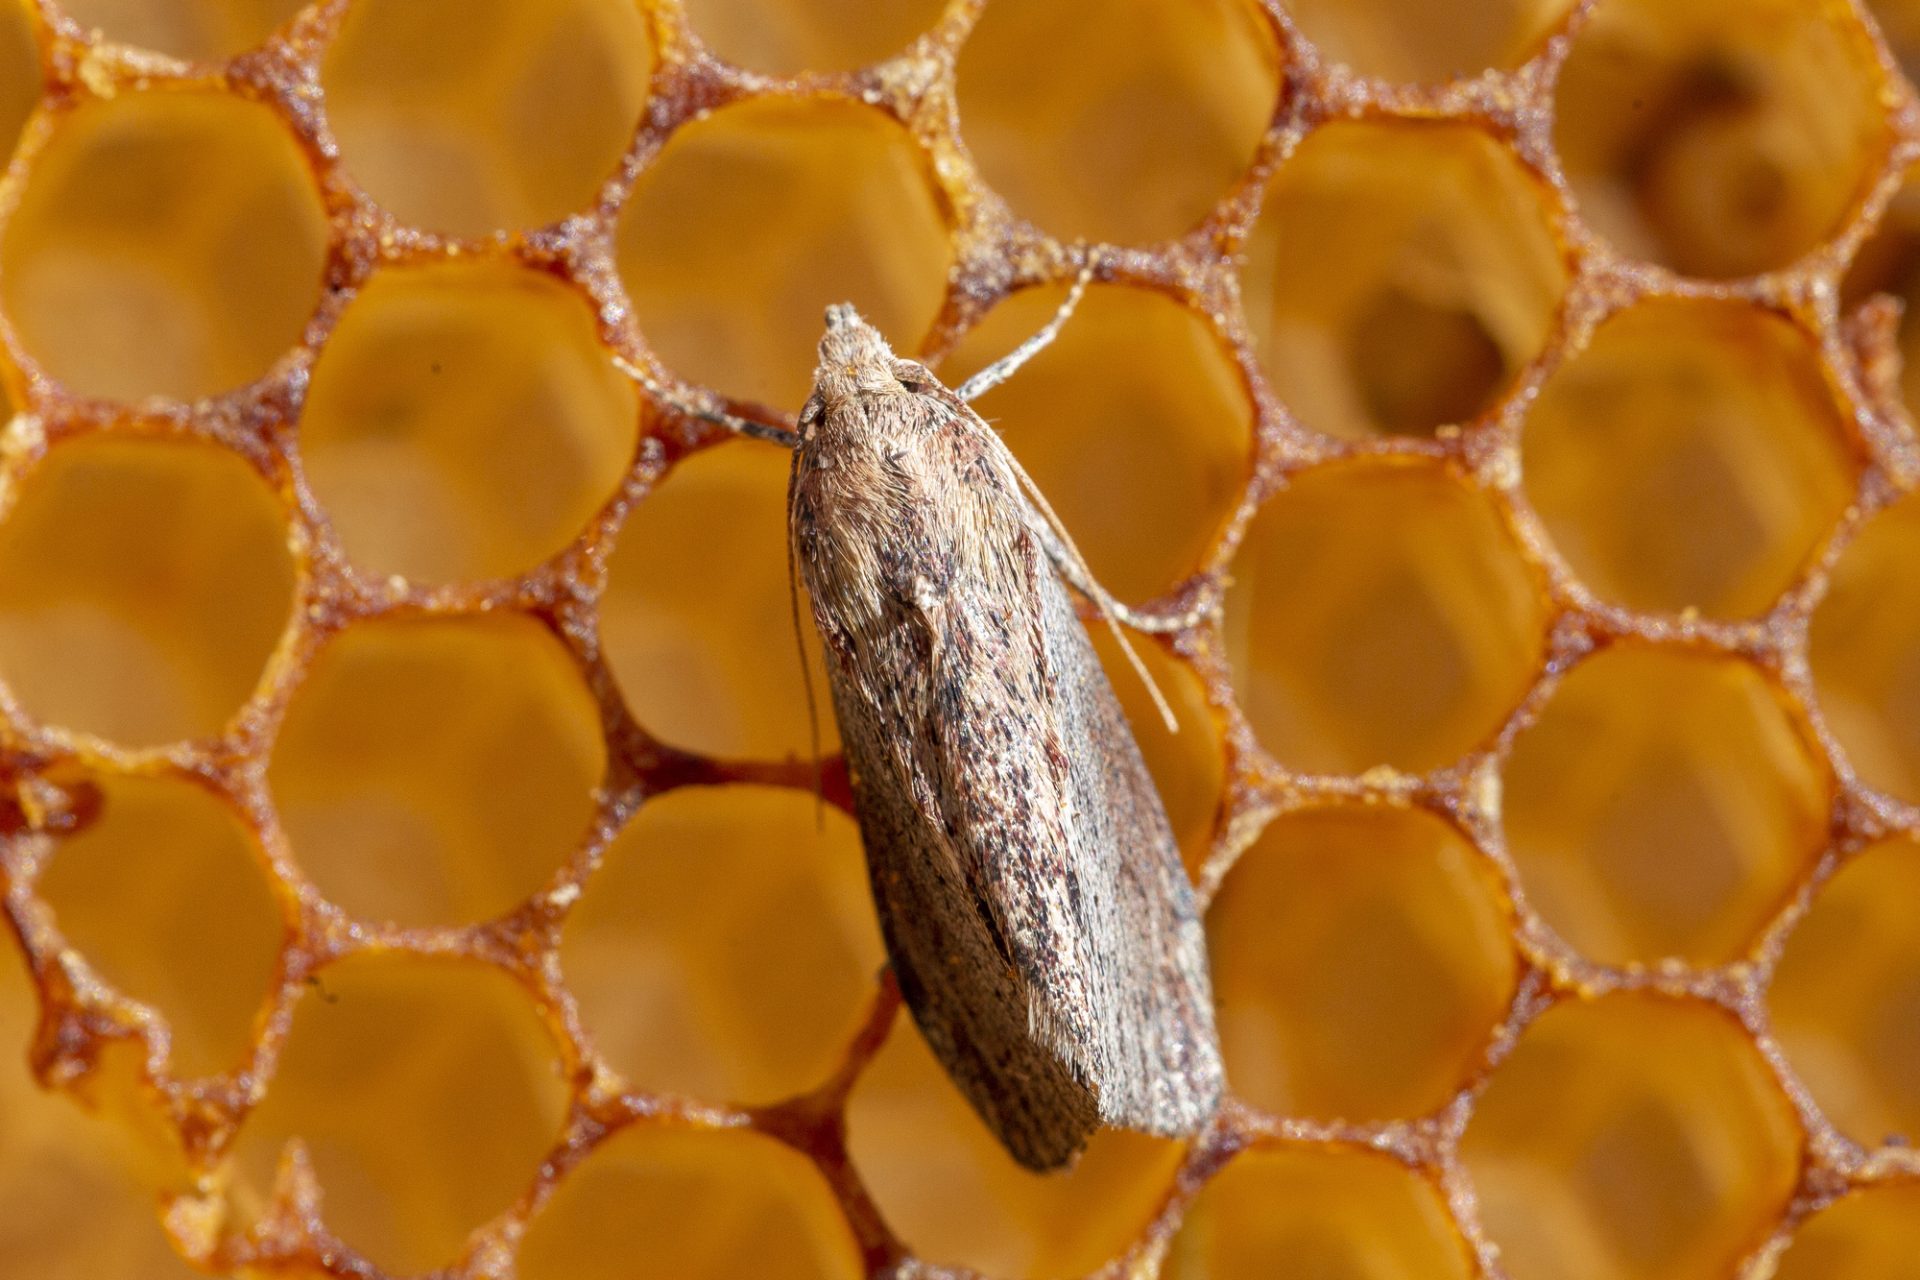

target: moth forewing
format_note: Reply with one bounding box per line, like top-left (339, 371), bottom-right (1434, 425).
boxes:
top-left (786, 305), bottom-right (1224, 1170)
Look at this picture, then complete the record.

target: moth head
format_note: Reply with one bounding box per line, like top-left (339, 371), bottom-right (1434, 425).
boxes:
top-left (816, 303), bottom-right (905, 405)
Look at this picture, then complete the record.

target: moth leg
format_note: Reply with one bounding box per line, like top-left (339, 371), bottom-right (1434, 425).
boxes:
top-left (612, 355), bottom-right (799, 448)
top-left (955, 264), bottom-right (1095, 403)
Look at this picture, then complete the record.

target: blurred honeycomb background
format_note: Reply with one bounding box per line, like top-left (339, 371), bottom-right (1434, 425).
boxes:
top-left (1, 0), bottom-right (1919, 1276)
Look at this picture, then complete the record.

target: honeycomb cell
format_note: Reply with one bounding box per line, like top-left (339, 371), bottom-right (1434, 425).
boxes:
top-left (40, 775), bottom-right (282, 1078)
top-left (1552, 0), bottom-right (1889, 279)
top-left (601, 441), bottom-right (834, 760)
top-left (58, 0), bottom-right (304, 61)
top-left (1241, 120), bottom-right (1567, 440)
top-left (233, 956), bottom-right (568, 1276)
top-left (1208, 806), bottom-right (1516, 1121)
top-left (954, 0), bottom-right (1279, 244)
top-left (940, 282), bottom-right (1252, 602)
top-left (1522, 299), bottom-right (1856, 619)
top-left (1162, 1146), bottom-right (1474, 1280)
top-left (0, 90), bottom-right (328, 402)
top-left (0, 0), bottom-right (37, 166)
top-left (1461, 994), bottom-right (1802, 1280)
top-left (1772, 1184), bottom-right (1920, 1280)
top-left (1504, 645), bottom-right (1828, 967)
top-left (299, 261), bottom-right (639, 583)
top-left (0, 958), bottom-right (203, 1280)
top-left (1809, 491), bottom-right (1920, 804)
top-left (1224, 459), bottom-right (1548, 775)
top-left (616, 97), bottom-right (949, 412)
top-left (684, 0), bottom-right (945, 75)
top-left (0, 436), bottom-right (295, 747)
top-left (320, 0), bottom-right (652, 236)
top-left (846, 1018), bottom-right (1184, 1278)
top-left (1770, 836), bottom-right (1920, 1149)
top-left (1281, 0), bottom-right (1574, 83)
top-left (1089, 627), bottom-right (1224, 877)
top-left (518, 1125), bottom-right (862, 1280)
top-left (267, 615), bottom-right (604, 927)
top-left (562, 786), bottom-right (884, 1105)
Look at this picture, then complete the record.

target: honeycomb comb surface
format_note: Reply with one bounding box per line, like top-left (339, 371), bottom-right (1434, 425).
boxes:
top-left (0, 1), bottom-right (1917, 1277)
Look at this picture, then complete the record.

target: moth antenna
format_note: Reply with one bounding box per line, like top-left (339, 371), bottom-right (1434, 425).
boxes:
top-left (612, 354), bottom-right (799, 448)
top-left (954, 262), bottom-right (1096, 403)
top-left (786, 472), bottom-right (826, 824)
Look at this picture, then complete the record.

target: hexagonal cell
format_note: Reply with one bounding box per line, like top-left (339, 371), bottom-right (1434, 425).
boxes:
top-left (1461, 994), bottom-right (1802, 1280)
top-left (518, 1125), bottom-right (862, 1280)
top-left (601, 441), bottom-right (834, 761)
top-left (0, 436), bottom-right (296, 747)
top-left (0, 958), bottom-right (204, 1279)
top-left (684, 0), bottom-right (945, 74)
top-left (561, 786), bottom-right (884, 1105)
top-left (1241, 120), bottom-right (1568, 440)
top-left (1521, 299), bottom-right (1857, 620)
top-left (299, 261), bottom-right (639, 583)
top-left (1552, 0), bottom-right (1890, 279)
top-left (954, 0), bottom-right (1279, 244)
top-left (1772, 1184), bottom-right (1920, 1280)
top-left (58, 0), bottom-right (305, 61)
top-left (846, 1017), bottom-right (1184, 1277)
top-left (1162, 1145), bottom-right (1474, 1279)
top-left (0, 90), bottom-right (328, 402)
top-left (1770, 836), bottom-right (1920, 1149)
top-left (1503, 645), bottom-right (1828, 967)
top-left (1224, 459), bottom-right (1549, 775)
top-left (1282, 0), bottom-right (1574, 83)
top-left (267, 615), bottom-right (605, 927)
top-left (0, 2), bottom-right (39, 167)
top-left (40, 774), bottom-right (282, 1078)
top-left (939, 283), bottom-right (1253, 602)
top-left (1208, 805), bottom-right (1517, 1121)
top-left (320, 0), bottom-right (652, 236)
top-left (1089, 627), bottom-right (1224, 877)
top-left (1842, 166), bottom-right (1920, 421)
top-left (1809, 491), bottom-right (1920, 805)
top-left (232, 955), bottom-right (568, 1275)
top-left (615, 97), bottom-right (950, 412)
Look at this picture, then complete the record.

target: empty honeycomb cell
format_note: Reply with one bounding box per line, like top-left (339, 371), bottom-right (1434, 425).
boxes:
top-left (1771, 1184), bottom-right (1920, 1280)
top-left (0, 436), bottom-right (295, 747)
top-left (1088, 627), bottom-right (1224, 877)
top-left (0, 959), bottom-right (203, 1280)
top-left (1841, 166), bottom-right (1920, 419)
top-left (940, 282), bottom-right (1252, 602)
top-left (267, 615), bottom-right (605, 927)
top-left (1161, 1145), bottom-right (1474, 1280)
top-left (0, 0), bottom-right (37, 166)
top-left (1770, 836), bottom-right (1920, 1149)
top-left (58, 0), bottom-right (305, 61)
top-left (320, 0), bottom-right (652, 237)
top-left (1551, 0), bottom-right (1890, 279)
top-left (954, 0), bottom-right (1278, 245)
top-left (846, 1017), bottom-right (1185, 1278)
top-left (562, 785), bottom-right (884, 1105)
top-left (0, 89), bottom-right (327, 403)
top-left (1207, 806), bottom-right (1517, 1121)
top-left (1281, 0), bottom-right (1574, 83)
top-left (231, 955), bottom-right (569, 1276)
top-left (1223, 458), bottom-right (1549, 775)
top-left (601, 440), bottom-right (835, 760)
top-left (518, 1125), bottom-right (863, 1280)
top-left (1502, 645), bottom-right (1830, 967)
top-left (616, 96), bottom-right (949, 412)
top-left (39, 774), bottom-right (282, 1078)
top-left (1461, 993), bottom-right (1802, 1280)
top-left (1521, 299), bottom-right (1857, 620)
top-left (298, 260), bottom-right (639, 584)
top-left (1808, 490), bottom-right (1920, 805)
top-left (1242, 120), bottom-right (1567, 441)
top-left (684, 0), bottom-right (945, 75)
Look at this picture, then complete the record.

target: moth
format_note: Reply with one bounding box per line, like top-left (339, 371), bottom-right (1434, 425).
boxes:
top-left (623, 278), bottom-right (1223, 1169)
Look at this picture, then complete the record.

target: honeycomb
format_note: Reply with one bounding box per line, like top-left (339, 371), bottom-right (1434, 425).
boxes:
top-left (1, 0), bottom-right (1918, 1276)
